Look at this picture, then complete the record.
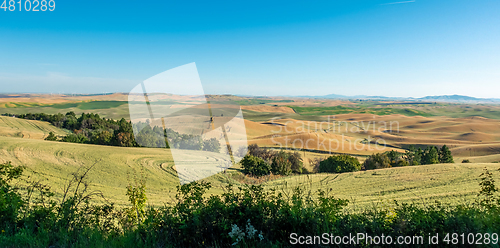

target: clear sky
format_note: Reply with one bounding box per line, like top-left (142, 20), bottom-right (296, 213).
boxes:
top-left (0, 0), bottom-right (499, 98)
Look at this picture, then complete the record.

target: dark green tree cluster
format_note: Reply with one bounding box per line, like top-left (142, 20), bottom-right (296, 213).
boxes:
top-left (318, 154), bottom-right (361, 173)
top-left (6, 112), bottom-right (220, 152)
top-left (44, 132), bottom-right (58, 141)
top-left (364, 145), bottom-right (454, 170)
top-left (405, 144), bottom-right (454, 165)
top-left (133, 122), bottom-right (169, 148)
top-left (241, 144), bottom-right (305, 176)
top-left (363, 150), bottom-right (409, 170)
top-left (133, 121), bottom-right (220, 152)
top-left (9, 112), bottom-right (136, 147)
top-left (363, 152), bottom-right (392, 170)
top-left (240, 155), bottom-right (271, 176)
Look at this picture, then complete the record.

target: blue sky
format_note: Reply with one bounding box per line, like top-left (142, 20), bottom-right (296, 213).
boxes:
top-left (0, 0), bottom-right (499, 98)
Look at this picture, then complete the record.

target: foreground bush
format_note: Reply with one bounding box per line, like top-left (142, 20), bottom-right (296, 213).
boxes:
top-left (1, 162), bottom-right (500, 247)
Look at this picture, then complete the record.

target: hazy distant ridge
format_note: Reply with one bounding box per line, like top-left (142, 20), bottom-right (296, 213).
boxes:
top-left (295, 94), bottom-right (500, 103)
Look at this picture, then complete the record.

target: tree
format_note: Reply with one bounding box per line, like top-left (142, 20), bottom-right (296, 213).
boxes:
top-left (240, 155), bottom-right (271, 177)
top-left (62, 133), bottom-right (88, 143)
top-left (363, 153), bottom-right (391, 170)
top-left (116, 132), bottom-right (135, 147)
top-left (319, 155), bottom-right (361, 173)
top-left (288, 152), bottom-right (304, 174)
top-left (476, 168), bottom-right (499, 209)
top-left (247, 144), bottom-right (275, 162)
top-left (422, 146), bottom-right (439, 165)
top-left (386, 150), bottom-right (400, 165)
top-left (202, 138), bottom-right (220, 153)
top-left (394, 159), bottom-right (409, 167)
top-left (91, 130), bottom-right (113, 145)
top-left (0, 162), bottom-right (24, 228)
top-left (414, 148), bottom-right (423, 165)
top-left (439, 145), bottom-right (454, 163)
top-left (126, 170), bottom-right (147, 224)
top-left (44, 132), bottom-right (57, 141)
top-left (271, 151), bottom-right (292, 176)
top-left (403, 145), bottom-right (421, 166)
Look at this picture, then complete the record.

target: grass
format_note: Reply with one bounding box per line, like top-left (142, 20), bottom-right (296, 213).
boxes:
top-left (4, 99), bottom-right (500, 122)
top-left (0, 136), bottom-right (245, 207)
top-left (1, 133), bottom-right (498, 210)
top-left (0, 101), bottom-right (131, 120)
top-left (49, 101), bottom-right (128, 110)
top-left (234, 99), bottom-right (294, 105)
top-left (2, 96), bottom-right (500, 246)
top-left (0, 102), bottom-right (48, 108)
top-left (77, 101), bottom-right (127, 110)
top-left (0, 116), bottom-right (71, 139)
top-left (291, 105), bottom-right (433, 117)
top-left (2, 98), bottom-right (500, 210)
top-left (262, 163), bottom-right (500, 210)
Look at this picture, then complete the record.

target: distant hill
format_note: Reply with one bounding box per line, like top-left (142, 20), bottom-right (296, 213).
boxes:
top-left (295, 94), bottom-right (500, 103)
top-left (417, 95), bottom-right (480, 101)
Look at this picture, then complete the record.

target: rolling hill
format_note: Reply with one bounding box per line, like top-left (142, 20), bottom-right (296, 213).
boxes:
top-left (1, 107), bottom-right (499, 210)
top-left (0, 116), bottom-right (71, 140)
top-left (0, 134), bottom-right (497, 209)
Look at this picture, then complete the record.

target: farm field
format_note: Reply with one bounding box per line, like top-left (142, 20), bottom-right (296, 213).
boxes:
top-left (4, 94), bottom-right (500, 160)
top-left (0, 135), bottom-right (497, 209)
top-left (0, 136), bottom-right (239, 207)
top-left (0, 116), bottom-right (498, 210)
top-left (262, 163), bottom-right (500, 209)
top-left (1, 94), bottom-right (500, 210)
top-left (0, 116), bottom-right (71, 140)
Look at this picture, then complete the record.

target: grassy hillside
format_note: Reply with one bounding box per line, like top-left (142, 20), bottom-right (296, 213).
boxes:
top-left (0, 101), bottom-right (131, 120)
top-left (0, 136), bottom-right (238, 207)
top-left (262, 163), bottom-right (500, 209)
top-left (1, 101), bottom-right (500, 210)
top-left (1, 135), bottom-right (497, 209)
top-left (0, 116), bottom-right (71, 140)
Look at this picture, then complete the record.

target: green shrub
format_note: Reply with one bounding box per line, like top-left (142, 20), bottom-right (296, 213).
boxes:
top-left (363, 153), bottom-right (391, 170)
top-left (287, 152), bottom-right (304, 174)
top-left (62, 133), bottom-right (88, 143)
top-left (319, 154), bottom-right (361, 173)
top-left (0, 162), bottom-right (24, 233)
top-left (44, 132), bottom-right (58, 141)
top-left (271, 151), bottom-right (292, 176)
top-left (90, 130), bottom-right (113, 145)
top-left (394, 159), bottom-right (409, 167)
top-left (240, 155), bottom-right (271, 176)
top-left (476, 168), bottom-right (499, 209)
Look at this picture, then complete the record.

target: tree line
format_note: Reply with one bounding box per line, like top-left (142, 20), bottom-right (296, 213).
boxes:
top-left (240, 144), bottom-right (455, 177)
top-left (2, 112), bottom-right (220, 152)
top-left (240, 144), bottom-right (307, 176)
top-left (363, 145), bottom-right (454, 170)
top-left (133, 121), bottom-right (220, 152)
